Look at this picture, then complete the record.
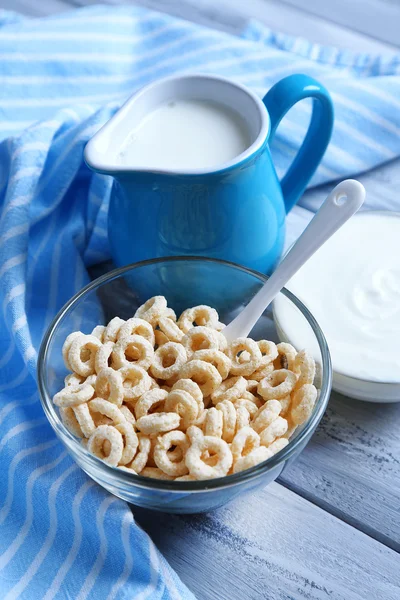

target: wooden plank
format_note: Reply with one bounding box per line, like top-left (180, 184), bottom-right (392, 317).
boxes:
top-left (133, 482), bottom-right (400, 600)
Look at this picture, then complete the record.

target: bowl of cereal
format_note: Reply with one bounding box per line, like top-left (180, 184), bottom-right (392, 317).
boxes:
top-left (38, 257), bottom-right (332, 514)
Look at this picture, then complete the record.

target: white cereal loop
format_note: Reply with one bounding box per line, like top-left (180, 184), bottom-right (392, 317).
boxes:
top-left (165, 389), bottom-right (199, 430)
top-left (228, 338), bottom-right (262, 376)
top-left (236, 405), bottom-right (251, 430)
top-left (119, 405), bottom-right (136, 425)
top-left (259, 416), bottom-right (288, 446)
top-left (154, 430), bottom-right (190, 476)
top-left (95, 367), bottom-right (124, 406)
top-left (53, 383), bottom-right (95, 408)
top-left (85, 374), bottom-right (97, 386)
top-left (269, 438), bottom-right (289, 454)
top-left (136, 412), bottom-right (180, 435)
top-left (204, 408), bottom-right (223, 438)
top-left (140, 468), bottom-right (175, 480)
top-left (258, 369), bottom-right (297, 400)
top-left (157, 317), bottom-right (184, 343)
top-left (68, 334), bottom-right (102, 377)
top-left (112, 334), bottom-right (154, 370)
top-left (252, 399), bottom-right (282, 433)
top-left (62, 331), bottom-right (82, 370)
top-left (182, 327), bottom-right (221, 356)
top-left (251, 361), bottom-right (274, 382)
top-left (290, 384), bottom-right (318, 426)
top-left (73, 403), bottom-right (96, 438)
top-left (233, 398), bottom-right (259, 419)
top-left (172, 379), bottom-right (203, 411)
top-left (185, 426), bottom-right (232, 480)
top-left (94, 341), bottom-right (114, 374)
top-left (233, 446), bottom-right (272, 473)
top-left (294, 350), bottom-right (316, 388)
top-left (59, 407), bottom-right (83, 438)
top-left (178, 305), bottom-right (219, 333)
top-left (115, 422), bottom-right (139, 465)
top-left (117, 318), bottom-right (155, 346)
top-left (258, 340), bottom-right (278, 365)
top-left (189, 349), bottom-right (231, 380)
top-left (179, 360), bottom-right (222, 398)
top-left (103, 317), bottom-right (125, 343)
top-left (230, 426), bottom-right (260, 463)
top-left (211, 376), bottom-right (247, 405)
top-left (119, 365), bottom-right (152, 401)
top-left (134, 296), bottom-right (168, 325)
top-left (274, 342), bottom-right (297, 371)
top-left (246, 379), bottom-right (258, 393)
top-left (134, 389), bottom-right (168, 419)
top-left (164, 307), bottom-right (177, 321)
top-left (89, 398), bottom-right (127, 425)
top-left (64, 373), bottom-right (84, 387)
top-left (88, 425), bottom-right (123, 467)
top-left (150, 342), bottom-right (187, 380)
top-left (154, 330), bottom-right (169, 348)
top-left (279, 395), bottom-right (291, 417)
top-left (216, 400), bottom-right (237, 443)
top-left (130, 435), bottom-right (151, 473)
top-left (91, 325), bottom-right (105, 341)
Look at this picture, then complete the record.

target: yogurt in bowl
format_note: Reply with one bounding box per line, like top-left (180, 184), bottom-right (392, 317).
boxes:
top-left (273, 211), bottom-right (400, 402)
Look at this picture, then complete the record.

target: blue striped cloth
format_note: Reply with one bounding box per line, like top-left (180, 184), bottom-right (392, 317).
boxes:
top-left (0, 4), bottom-right (399, 599)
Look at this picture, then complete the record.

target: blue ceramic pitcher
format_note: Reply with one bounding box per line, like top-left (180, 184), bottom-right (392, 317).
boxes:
top-left (84, 73), bottom-right (333, 273)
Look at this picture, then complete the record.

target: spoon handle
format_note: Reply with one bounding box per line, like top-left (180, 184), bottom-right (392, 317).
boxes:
top-left (223, 179), bottom-right (366, 342)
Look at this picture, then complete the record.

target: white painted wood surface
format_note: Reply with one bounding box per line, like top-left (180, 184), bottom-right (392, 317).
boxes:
top-left (4, 0), bottom-right (400, 597)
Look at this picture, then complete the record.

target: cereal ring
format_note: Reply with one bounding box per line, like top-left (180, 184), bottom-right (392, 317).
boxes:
top-left (233, 446), bottom-right (272, 473)
top-left (135, 389), bottom-right (168, 419)
top-left (189, 349), bottom-right (231, 380)
top-left (269, 437), bottom-right (289, 454)
top-left (119, 405), bottom-right (136, 425)
top-left (238, 351), bottom-right (250, 364)
top-left (236, 405), bottom-right (251, 430)
top-left (294, 350), bottom-right (316, 388)
top-left (134, 296), bottom-right (168, 325)
top-left (87, 425), bottom-right (123, 467)
top-left (182, 327), bottom-right (222, 356)
top-left (215, 321), bottom-right (225, 332)
top-left (290, 384), bottom-right (317, 426)
top-left (185, 426), bottom-right (232, 480)
top-left (112, 334), bottom-right (154, 370)
top-left (91, 325), bottom-right (105, 341)
top-left (53, 382), bottom-right (95, 408)
top-left (126, 434), bottom-right (150, 472)
top-left (259, 416), bottom-right (288, 446)
top-left (251, 362), bottom-right (274, 382)
top-left (95, 367), bottom-right (124, 406)
top-left (258, 369), bottom-right (297, 400)
top-left (178, 305), bottom-right (219, 333)
top-left (157, 317), bottom-right (184, 343)
top-left (68, 334), bottom-right (102, 377)
top-left (94, 341), bottom-right (114, 374)
top-left (179, 360), bottom-right (222, 397)
top-left (274, 342), bottom-right (297, 371)
top-left (115, 422), bottom-right (139, 465)
top-left (89, 398), bottom-right (127, 425)
top-left (117, 318), bottom-right (155, 346)
top-left (238, 390), bottom-right (263, 407)
top-left (246, 379), bottom-right (258, 393)
top-left (119, 365), bottom-right (152, 401)
top-left (258, 340), bottom-right (278, 365)
top-left (228, 338), bottom-right (262, 376)
top-left (59, 407), bottom-right (83, 438)
top-left (233, 398), bottom-right (259, 419)
top-left (172, 379), bottom-right (203, 411)
top-left (64, 373), bottom-right (84, 387)
top-left (85, 374), bottom-right (97, 386)
top-left (62, 331), bottom-right (82, 370)
top-left (140, 468), bottom-right (175, 480)
top-left (165, 389), bottom-right (199, 430)
top-left (73, 403), bottom-right (96, 438)
top-left (154, 330), bottom-right (169, 348)
top-left (204, 407), bottom-right (223, 438)
top-left (136, 412), bottom-right (180, 435)
top-left (230, 426), bottom-right (260, 463)
top-left (211, 376), bottom-right (247, 405)
top-left (216, 400), bottom-right (237, 443)
top-left (252, 399), bottom-right (282, 433)
top-left (103, 317), bottom-right (125, 343)
top-left (154, 430), bottom-right (190, 476)
top-left (164, 307), bottom-right (177, 321)
top-left (279, 395), bottom-right (291, 417)
top-left (150, 342), bottom-right (187, 380)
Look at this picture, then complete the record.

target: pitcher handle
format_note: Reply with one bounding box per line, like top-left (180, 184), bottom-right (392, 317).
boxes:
top-left (262, 74), bottom-right (334, 213)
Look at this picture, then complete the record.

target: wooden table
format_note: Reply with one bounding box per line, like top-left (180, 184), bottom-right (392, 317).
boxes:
top-left (7, 1), bottom-right (400, 598)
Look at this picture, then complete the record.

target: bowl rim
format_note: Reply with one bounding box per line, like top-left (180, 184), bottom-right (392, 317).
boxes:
top-left (37, 256), bottom-right (332, 493)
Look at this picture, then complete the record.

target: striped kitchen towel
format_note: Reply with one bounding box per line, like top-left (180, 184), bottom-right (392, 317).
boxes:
top-left (0, 4), bottom-right (399, 599)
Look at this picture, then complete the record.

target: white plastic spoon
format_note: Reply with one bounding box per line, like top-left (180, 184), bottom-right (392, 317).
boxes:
top-left (222, 179), bottom-right (366, 343)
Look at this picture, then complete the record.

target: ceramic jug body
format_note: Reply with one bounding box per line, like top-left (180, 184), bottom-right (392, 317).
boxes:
top-left (85, 74), bottom-right (334, 273)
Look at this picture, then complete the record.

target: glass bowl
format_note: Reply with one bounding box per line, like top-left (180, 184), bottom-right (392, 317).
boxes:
top-left (38, 257), bottom-right (332, 514)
